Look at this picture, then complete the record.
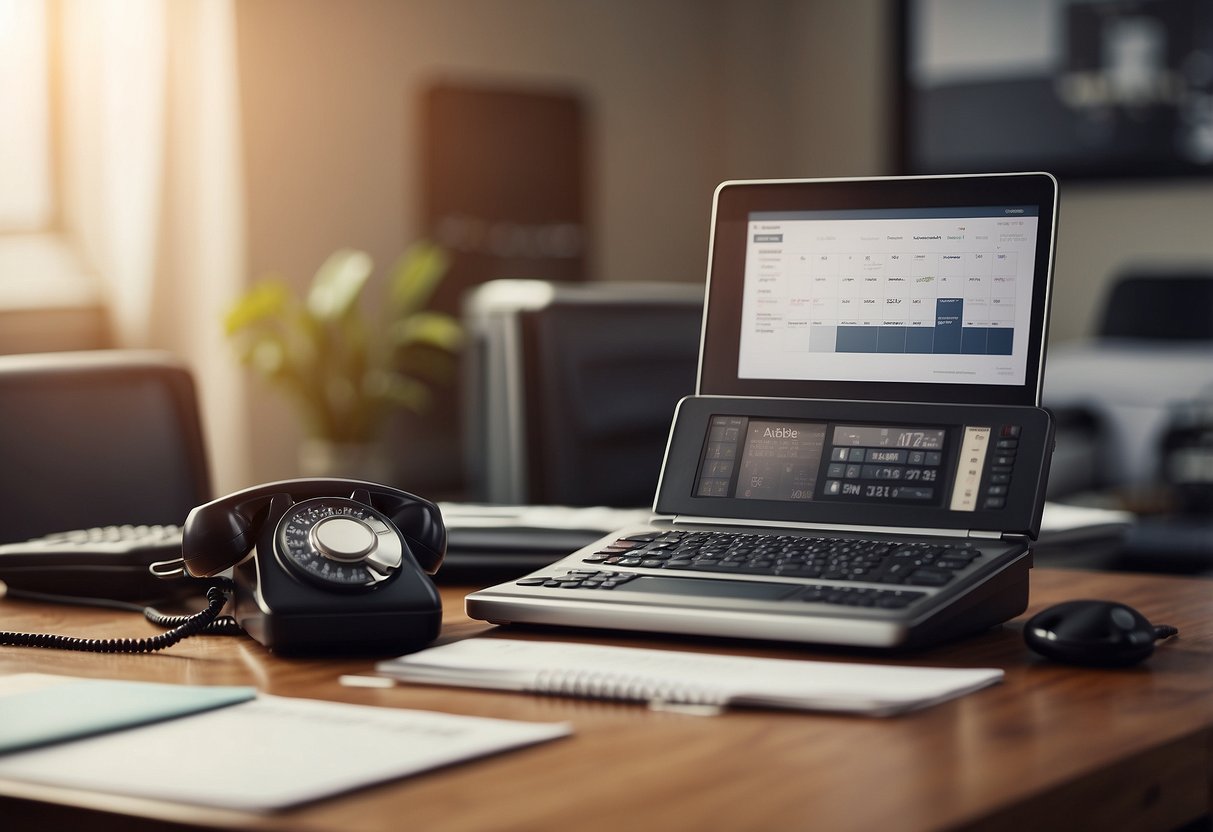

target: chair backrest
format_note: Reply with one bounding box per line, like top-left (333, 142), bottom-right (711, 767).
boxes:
top-left (462, 280), bottom-right (703, 507)
top-left (0, 350), bottom-right (211, 542)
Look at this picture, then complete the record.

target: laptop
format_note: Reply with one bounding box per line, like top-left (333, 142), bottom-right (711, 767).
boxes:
top-left (466, 172), bottom-right (1059, 648)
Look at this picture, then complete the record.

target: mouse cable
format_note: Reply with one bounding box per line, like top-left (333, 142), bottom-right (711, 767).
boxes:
top-left (0, 580), bottom-right (243, 653)
top-left (1153, 624), bottom-right (1179, 640)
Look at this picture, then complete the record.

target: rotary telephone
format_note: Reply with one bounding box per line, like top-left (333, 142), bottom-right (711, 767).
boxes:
top-left (0, 478), bottom-right (447, 656)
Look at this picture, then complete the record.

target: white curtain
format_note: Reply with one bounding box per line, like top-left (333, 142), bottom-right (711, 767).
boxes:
top-left (59, 0), bottom-right (251, 493)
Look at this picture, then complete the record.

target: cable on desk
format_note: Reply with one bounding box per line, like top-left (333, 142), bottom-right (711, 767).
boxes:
top-left (2, 578), bottom-right (243, 636)
top-left (0, 582), bottom-right (240, 653)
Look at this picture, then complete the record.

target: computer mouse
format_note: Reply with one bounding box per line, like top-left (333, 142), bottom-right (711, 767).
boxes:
top-left (1023, 599), bottom-right (1178, 668)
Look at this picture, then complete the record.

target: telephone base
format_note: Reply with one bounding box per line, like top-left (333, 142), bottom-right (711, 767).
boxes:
top-left (237, 606), bottom-right (443, 656)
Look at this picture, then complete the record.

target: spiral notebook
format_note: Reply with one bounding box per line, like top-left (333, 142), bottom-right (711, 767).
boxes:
top-left (377, 638), bottom-right (1003, 716)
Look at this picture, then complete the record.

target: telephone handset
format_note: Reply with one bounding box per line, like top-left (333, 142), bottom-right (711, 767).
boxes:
top-left (180, 478), bottom-right (446, 655)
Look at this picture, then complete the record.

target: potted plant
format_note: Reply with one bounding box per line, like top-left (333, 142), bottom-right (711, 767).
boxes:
top-left (225, 242), bottom-right (462, 481)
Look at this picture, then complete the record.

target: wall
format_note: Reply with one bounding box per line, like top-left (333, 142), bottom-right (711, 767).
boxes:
top-left (1049, 183), bottom-right (1213, 341)
top-left (233, 0), bottom-right (1213, 489)
top-left (235, 0), bottom-right (743, 487)
top-left (779, 2), bottom-right (1213, 344)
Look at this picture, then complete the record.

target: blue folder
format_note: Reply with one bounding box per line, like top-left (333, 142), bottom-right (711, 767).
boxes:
top-left (0, 677), bottom-right (255, 754)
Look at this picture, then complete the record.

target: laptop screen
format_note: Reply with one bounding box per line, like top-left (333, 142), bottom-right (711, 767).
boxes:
top-left (697, 174), bottom-right (1058, 406)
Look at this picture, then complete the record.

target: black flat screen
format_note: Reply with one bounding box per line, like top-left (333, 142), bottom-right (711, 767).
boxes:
top-left (696, 174), bottom-right (1058, 406)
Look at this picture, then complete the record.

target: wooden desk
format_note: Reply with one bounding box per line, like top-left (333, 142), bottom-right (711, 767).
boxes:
top-left (0, 567), bottom-right (1210, 832)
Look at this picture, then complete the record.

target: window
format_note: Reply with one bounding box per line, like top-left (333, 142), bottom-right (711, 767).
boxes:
top-left (0, 0), bottom-right (53, 230)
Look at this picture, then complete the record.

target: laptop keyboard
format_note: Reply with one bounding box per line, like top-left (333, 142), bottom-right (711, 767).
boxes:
top-left (578, 530), bottom-right (982, 588)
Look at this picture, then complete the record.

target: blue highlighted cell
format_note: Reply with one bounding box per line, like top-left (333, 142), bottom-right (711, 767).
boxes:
top-left (905, 327), bottom-right (935, 354)
top-left (987, 327), bottom-right (1013, 355)
top-left (961, 328), bottom-right (989, 354)
top-left (960, 329), bottom-right (989, 354)
top-left (826, 320), bottom-right (1014, 356)
top-left (876, 327), bottom-right (907, 353)
top-left (933, 298), bottom-right (962, 354)
top-left (836, 326), bottom-right (879, 352)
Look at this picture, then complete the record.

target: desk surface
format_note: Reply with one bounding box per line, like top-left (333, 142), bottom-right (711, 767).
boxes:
top-left (0, 567), bottom-right (1210, 832)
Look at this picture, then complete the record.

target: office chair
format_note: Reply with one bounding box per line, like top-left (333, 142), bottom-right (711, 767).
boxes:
top-left (462, 280), bottom-right (704, 507)
top-left (1045, 268), bottom-right (1213, 490)
top-left (1097, 269), bottom-right (1213, 341)
top-left (0, 350), bottom-right (211, 543)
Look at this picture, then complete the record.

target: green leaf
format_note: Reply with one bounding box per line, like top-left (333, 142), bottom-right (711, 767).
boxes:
top-left (388, 311), bottom-right (463, 352)
top-left (306, 249), bottom-right (374, 321)
top-left (224, 280), bottom-right (292, 334)
top-left (225, 244), bottom-right (459, 441)
top-left (388, 241), bottom-right (449, 316)
top-left (377, 373), bottom-right (433, 414)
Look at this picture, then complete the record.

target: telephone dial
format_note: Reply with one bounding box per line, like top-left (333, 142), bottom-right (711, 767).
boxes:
top-left (0, 478), bottom-right (447, 656)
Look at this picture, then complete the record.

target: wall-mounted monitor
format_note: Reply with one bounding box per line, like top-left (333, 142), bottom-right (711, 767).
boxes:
top-left (896, 0), bottom-right (1213, 180)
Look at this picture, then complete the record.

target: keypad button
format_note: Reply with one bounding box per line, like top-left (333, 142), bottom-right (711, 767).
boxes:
top-left (573, 531), bottom-right (996, 597)
top-left (876, 591), bottom-right (925, 609)
top-left (906, 569), bottom-right (954, 587)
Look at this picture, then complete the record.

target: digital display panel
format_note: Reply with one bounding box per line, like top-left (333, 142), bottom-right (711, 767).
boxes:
top-left (737, 206), bottom-right (1039, 388)
top-left (735, 420), bottom-right (828, 501)
top-left (666, 396), bottom-right (1046, 531)
top-left (696, 416), bottom-right (956, 507)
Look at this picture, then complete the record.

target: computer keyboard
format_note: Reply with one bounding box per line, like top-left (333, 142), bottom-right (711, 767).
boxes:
top-left (0, 524), bottom-right (186, 601)
top-left (578, 530), bottom-right (981, 588)
top-left (26, 524), bottom-right (183, 551)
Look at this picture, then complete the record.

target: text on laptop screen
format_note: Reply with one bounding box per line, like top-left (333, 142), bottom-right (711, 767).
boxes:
top-left (697, 414), bottom-right (1010, 513)
top-left (737, 207), bottom-right (1040, 387)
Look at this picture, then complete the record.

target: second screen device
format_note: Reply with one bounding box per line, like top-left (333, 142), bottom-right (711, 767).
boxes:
top-left (467, 173), bottom-right (1059, 649)
top-left (467, 397), bottom-right (1054, 649)
top-left (658, 397), bottom-right (1051, 535)
top-left (697, 173), bottom-right (1058, 405)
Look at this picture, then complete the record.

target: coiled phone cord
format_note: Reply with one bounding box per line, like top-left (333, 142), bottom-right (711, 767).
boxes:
top-left (0, 580), bottom-right (241, 653)
top-left (142, 579), bottom-right (243, 636)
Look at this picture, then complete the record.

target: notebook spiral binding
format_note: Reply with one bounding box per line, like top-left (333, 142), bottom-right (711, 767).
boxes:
top-left (530, 669), bottom-right (726, 705)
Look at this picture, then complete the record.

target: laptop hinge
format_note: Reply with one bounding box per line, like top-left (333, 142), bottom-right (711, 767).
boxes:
top-left (967, 529), bottom-right (1004, 539)
top-left (995, 531), bottom-right (1033, 543)
top-left (669, 515), bottom-right (972, 539)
